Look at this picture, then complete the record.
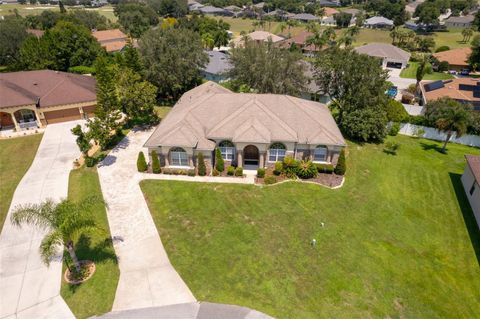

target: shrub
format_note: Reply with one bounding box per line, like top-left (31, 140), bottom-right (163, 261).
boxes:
top-left (384, 141), bottom-right (400, 155)
top-left (85, 156), bottom-right (96, 167)
top-left (187, 169), bottom-right (195, 176)
top-left (334, 149), bottom-right (346, 176)
top-left (137, 151), bottom-right (147, 172)
top-left (435, 45), bottom-right (450, 53)
top-left (151, 150), bottom-right (161, 174)
top-left (386, 100), bottom-right (408, 122)
top-left (215, 148), bottom-right (224, 172)
top-left (197, 152), bottom-right (206, 176)
top-left (264, 176), bottom-right (277, 185)
top-left (235, 166), bottom-right (243, 177)
top-left (273, 161), bottom-right (283, 175)
top-left (315, 163), bottom-right (334, 174)
top-left (212, 168), bottom-right (220, 176)
top-left (68, 65), bottom-right (95, 74)
top-left (282, 156), bottom-right (299, 178)
top-left (296, 160), bottom-right (318, 179)
top-left (257, 168), bottom-right (265, 178)
top-left (412, 127), bottom-right (425, 138)
top-left (227, 166), bottom-right (235, 176)
top-left (437, 61), bottom-right (449, 72)
top-left (388, 122), bottom-right (400, 136)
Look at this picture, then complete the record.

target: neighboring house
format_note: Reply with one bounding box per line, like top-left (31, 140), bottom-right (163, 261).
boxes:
top-left (0, 70), bottom-right (96, 130)
top-left (461, 155), bottom-right (480, 228)
top-left (92, 29), bottom-right (128, 53)
top-left (321, 16), bottom-right (337, 26)
top-left (324, 8), bottom-right (339, 16)
top-left (445, 15), bottom-right (475, 28)
top-left (233, 31), bottom-right (284, 47)
top-left (419, 78), bottom-right (480, 109)
top-left (341, 8), bottom-right (362, 16)
top-left (278, 31), bottom-right (318, 55)
top-left (201, 51), bottom-right (232, 82)
top-left (291, 13), bottom-right (321, 23)
top-left (199, 6), bottom-right (234, 16)
top-left (189, 2), bottom-right (204, 11)
top-left (144, 82), bottom-right (345, 172)
top-left (364, 16), bottom-right (394, 28)
top-left (354, 43), bottom-right (411, 69)
top-left (432, 47), bottom-right (471, 72)
top-left (264, 9), bottom-right (292, 20)
top-left (319, 0), bottom-right (340, 7)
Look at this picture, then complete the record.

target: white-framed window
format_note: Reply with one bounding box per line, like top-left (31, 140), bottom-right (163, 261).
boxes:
top-left (313, 145), bottom-right (328, 162)
top-left (170, 147), bottom-right (188, 166)
top-left (268, 143), bottom-right (286, 162)
top-left (19, 109), bottom-right (35, 122)
top-left (219, 140), bottom-right (235, 161)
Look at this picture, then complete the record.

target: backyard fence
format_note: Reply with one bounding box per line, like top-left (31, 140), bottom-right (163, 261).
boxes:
top-left (398, 123), bottom-right (480, 148)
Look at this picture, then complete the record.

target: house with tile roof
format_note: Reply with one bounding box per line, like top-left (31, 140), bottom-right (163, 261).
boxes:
top-left (0, 70), bottom-right (96, 131)
top-left (462, 155), bottom-right (480, 228)
top-left (92, 29), bottom-right (129, 53)
top-left (233, 31), bottom-right (284, 47)
top-left (419, 78), bottom-right (480, 109)
top-left (354, 43), bottom-right (411, 69)
top-left (277, 31), bottom-right (319, 55)
top-left (433, 47), bottom-right (471, 72)
top-left (144, 82), bottom-right (345, 173)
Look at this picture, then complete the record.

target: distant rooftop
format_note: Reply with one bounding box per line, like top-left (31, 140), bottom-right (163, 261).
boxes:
top-left (354, 43), bottom-right (410, 62)
top-left (203, 51), bottom-right (232, 75)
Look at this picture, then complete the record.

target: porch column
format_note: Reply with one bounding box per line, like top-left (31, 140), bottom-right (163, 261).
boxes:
top-left (237, 150), bottom-right (243, 168)
top-left (10, 112), bottom-right (20, 132)
top-left (164, 153), bottom-right (169, 166)
top-left (33, 109), bottom-right (43, 128)
top-left (189, 155), bottom-right (194, 168)
top-left (259, 152), bottom-right (265, 168)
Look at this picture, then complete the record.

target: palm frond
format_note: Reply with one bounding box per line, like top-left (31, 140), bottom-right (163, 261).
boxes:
top-left (10, 199), bottom-right (57, 230)
top-left (39, 230), bottom-right (63, 266)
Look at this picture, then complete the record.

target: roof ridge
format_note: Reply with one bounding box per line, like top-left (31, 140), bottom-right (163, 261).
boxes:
top-left (207, 98), bottom-right (256, 136)
top-left (252, 97), bottom-right (298, 140)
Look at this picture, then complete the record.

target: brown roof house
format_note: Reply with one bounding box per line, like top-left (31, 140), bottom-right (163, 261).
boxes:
top-left (354, 43), bottom-right (410, 69)
top-left (433, 47), bottom-right (471, 72)
top-left (420, 78), bottom-right (480, 110)
top-left (278, 31), bottom-right (319, 55)
top-left (233, 31), bottom-right (284, 47)
top-left (0, 70), bottom-right (96, 131)
top-left (144, 82), bottom-right (345, 173)
top-left (461, 155), bottom-right (480, 228)
top-left (92, 29), bottom-right (129, 53)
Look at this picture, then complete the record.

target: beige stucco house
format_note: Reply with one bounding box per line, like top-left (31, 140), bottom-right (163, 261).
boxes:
top-left (144, 82), bottom-right (346, 173)
top-left (0, 70), bottom-right (96, 132)
top-left (461, 155), bottom-right (480, 228)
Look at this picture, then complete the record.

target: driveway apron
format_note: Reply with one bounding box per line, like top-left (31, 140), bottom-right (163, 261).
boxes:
top-left (0, 121), bottom-right (82, 319)
top-left (97, 128), bottom-right (195, 311)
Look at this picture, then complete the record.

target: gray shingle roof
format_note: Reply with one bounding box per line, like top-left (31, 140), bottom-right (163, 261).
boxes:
top-left (364, 16), bottom-right (394, 26)
top-left (354, 43), bottom-right (410, 63)
top-left (202, 51), bottom-right (232, 75)
top-left (446, 15), bottom-right (475, 23)
top-left (145, 82), bottom-right (345, 150)
top-left (292, 13), bottom-right (321, 21)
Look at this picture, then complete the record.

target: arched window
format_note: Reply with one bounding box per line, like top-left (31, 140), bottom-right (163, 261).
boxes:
top-left (313, 145), bottom-right (328, 162)
top-left (219, 140), bottom-right (235, 160)
top-left (268, 143), bottom-right (286, 162)
top-left (170, 147), bottom-right (188, 166)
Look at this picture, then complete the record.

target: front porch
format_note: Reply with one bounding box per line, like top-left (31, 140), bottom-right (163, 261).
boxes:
top-left (0, 109), bottom-right (41, 137)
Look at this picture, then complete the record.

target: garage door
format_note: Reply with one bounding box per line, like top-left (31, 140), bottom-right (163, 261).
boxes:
top-left (43, 108), bottom-right (81, 124)
top-left (82, 105), bottom-right (96, 119)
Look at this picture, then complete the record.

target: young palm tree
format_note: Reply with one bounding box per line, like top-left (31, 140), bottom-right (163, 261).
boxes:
top-left (416, 55), bottom-right (431, 90)
top-left (306, 30), bottom-right (326, 51)
top-left (434, 102), bottom-right (471, 153)
top-left (11, 196), bottom-right (104, 273)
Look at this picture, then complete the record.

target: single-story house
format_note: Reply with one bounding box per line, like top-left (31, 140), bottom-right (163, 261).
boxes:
top-left (264, 9), bottom-right (292, 20)
top-left (341, 8), bottom-right (362, 17)
top-left (419, 78), bottom-right (480, 109)
top-left (445, 15), bottom-right (474, 28)
top-left (321, 16), bottom-right (337, 26)
top-left (291, 13), bottom-right (321, 23)
top-left (461, 155), bottom-right (480, 228)
top-left (201, 51), bottom-right (232, 82)
top-left (0, 70), bottom-right (96, 131)
top-left (278, 31), bottom-right (318, 55)
top-left (199, 6), bottom-right (234, 16)
top-left (188, 1), bottom-right (204, 11)
top-left (319, 0), bottom-right (340, 7)
top-left (432, 47), bottom-right (471, 72)
top-left (233, 31), bottom-right (284, 47)
top-left (92, 29), bottom-right (128, 53)
top-left (354, 43), bottom-right (410, 69)
top-left (324, 7), bottom-right (339, 17)
top-left (364, 16), bottom-right (394, 28)
top-left (144, 82), bottom-right (345, 173)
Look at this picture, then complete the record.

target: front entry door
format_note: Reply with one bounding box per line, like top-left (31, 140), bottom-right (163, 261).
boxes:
top-left (243, 145), bottom-right (259, 166)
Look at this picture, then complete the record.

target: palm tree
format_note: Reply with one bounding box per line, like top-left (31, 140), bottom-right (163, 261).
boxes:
top-left (416, 55), bottom-right (431, 90)
top-left (322, 27), bottom-right (336, 45)
top-left (433, 101), bottom-right (471, 152)
top-left (279, 22), bottom-right (287, 34)
top-left (306, 30), bottom-right (326, 51)
top-left (390, 27), bottom-right (400, 45)
top-left (11, 196), bottom-right (104, 273)
top-left (462, 27), bottom-right (474, 43)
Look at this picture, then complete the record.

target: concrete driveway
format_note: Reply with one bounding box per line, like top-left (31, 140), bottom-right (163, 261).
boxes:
top-left (97, 128), bottom-right (195, 311)
top-left (0, 121), bottom-right (82, 319)
top-left (387, 67), bottom-right (416, 91)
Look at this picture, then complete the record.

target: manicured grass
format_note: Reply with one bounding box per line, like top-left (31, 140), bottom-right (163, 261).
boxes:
top-left (141, 135), bottom-right (480, 319)
top-left (400, 61), bottom-right (454, 80)
top-left (0, 134), bottom-right (42, 230)
top-left (0, 4), bottom-right (117, 22)
top-left (61, 166), bottom-right (119, 319)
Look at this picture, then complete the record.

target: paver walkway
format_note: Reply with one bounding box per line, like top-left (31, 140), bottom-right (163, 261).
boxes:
top-left (97, 128), bottom-right (196, 311)
top-left (0, 121), bottom-right (81, 319)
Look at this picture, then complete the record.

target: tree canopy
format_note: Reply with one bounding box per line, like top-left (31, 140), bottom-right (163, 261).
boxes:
top-left (114, 2), bottom-right (159, 38)
top-left (0, 16), bottom-right (28, 67)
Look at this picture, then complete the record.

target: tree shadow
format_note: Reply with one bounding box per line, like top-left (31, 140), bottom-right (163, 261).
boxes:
top-left (420, 142), bottom-right (447, 154)
top-left (97, 154), bottom-right (116, 167)
top-left (65, 234), bottom-right (118, 293)
top-left (449, 173), bottom-right (480, 266)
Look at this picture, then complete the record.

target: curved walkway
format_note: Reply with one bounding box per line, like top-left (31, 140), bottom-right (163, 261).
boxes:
top-left (0, 122), bottom-right (82, 319)
top-left (97, 128), bottom-right (196, 311)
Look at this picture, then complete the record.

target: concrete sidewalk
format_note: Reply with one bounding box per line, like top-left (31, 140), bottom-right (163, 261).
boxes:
top-left (0, 121), bottom-right (82, 319)
top-left (97, 128), bottom-right (196, 311)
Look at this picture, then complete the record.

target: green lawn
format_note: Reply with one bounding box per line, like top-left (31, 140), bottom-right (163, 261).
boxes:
top-left (61, 167), bottom-right (119, 319)
top-left (400, 61), bottom-right (454, 80)
top-left (0, 134), bottom-right (42, 230)
top-left (141, 135), bottom-right (480, 319)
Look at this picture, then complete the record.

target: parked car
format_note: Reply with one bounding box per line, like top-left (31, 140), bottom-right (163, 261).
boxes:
top-left (448, 70), bottom-right (457, 75)
top-left (460, 69), bottom-right (470, 76)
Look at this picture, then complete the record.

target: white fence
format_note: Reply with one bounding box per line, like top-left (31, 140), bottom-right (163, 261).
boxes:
top-left (399, 123), bottom-right (480, 148)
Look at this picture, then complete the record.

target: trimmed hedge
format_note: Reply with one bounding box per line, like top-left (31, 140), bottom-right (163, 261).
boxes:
top-left (162, 168), bottom-right (195, 175)
top-left (197, 152), bottom-right (206, 176)
top-left (264, 176), bottom-right (277, 185)
top-left (215, 148), bottom-right (224, 172)
top-left (235, 166), bottom-right (243, 177)
top-left (273, 161), bottom-right (283, 176)
top-left (315, 163), bottom-right (334, 174)
top-left (151, 150), bottom-right (161, 174)
top-left (85, 156), bottom-right (96, 168)
top-left (227, 166), bottom-right (235, 176)
top-left (257, 168), bottom-right (265, 178)
top-left (334, 149), bottom-right (346, 176)
top-left (137, 151), bottom-right (147, 172)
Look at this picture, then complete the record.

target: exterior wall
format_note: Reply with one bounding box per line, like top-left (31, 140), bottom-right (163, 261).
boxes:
top-left (461, 165), bottom-right (480, 228)
top-left (445, 21), bottom-right (472, 28)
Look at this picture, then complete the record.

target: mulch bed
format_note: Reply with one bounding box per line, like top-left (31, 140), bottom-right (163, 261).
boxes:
top-left (255, 173), bottom-right (343, 188)
top-left (64, 260), bottom-right (96, 285)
